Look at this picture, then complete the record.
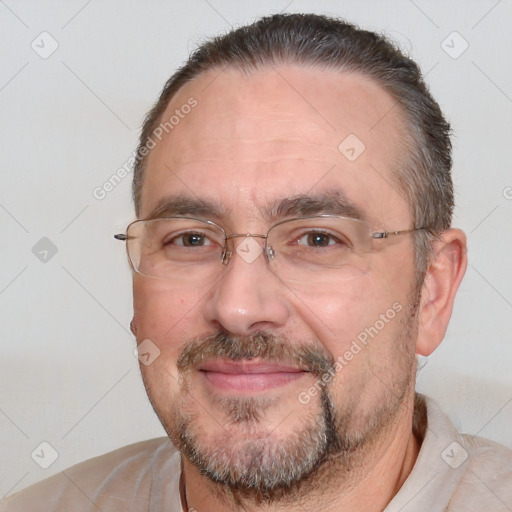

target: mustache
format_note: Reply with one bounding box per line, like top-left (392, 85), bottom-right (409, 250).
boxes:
top-left (177, 331), bottom-right (334, 377)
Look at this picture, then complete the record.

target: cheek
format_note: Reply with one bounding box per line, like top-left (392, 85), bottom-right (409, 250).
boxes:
top-left (290, 268), bottom-right (410, 360)
top-left (132, 277), bottom-right (206, 357)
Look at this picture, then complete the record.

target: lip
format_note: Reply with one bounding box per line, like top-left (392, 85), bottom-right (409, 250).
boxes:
top-left (199, 359), bottom-right (306, 392)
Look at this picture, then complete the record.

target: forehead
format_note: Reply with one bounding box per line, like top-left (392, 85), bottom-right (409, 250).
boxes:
top-left (140, 65), bottom-right (410, 226)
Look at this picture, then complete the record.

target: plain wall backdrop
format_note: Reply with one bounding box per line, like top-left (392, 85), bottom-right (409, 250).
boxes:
top-left (1, 0), bottom-right (511, 497)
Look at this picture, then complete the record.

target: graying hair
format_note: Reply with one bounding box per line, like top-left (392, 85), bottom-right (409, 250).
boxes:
top-left (132, 13), bottom-right (453, 279)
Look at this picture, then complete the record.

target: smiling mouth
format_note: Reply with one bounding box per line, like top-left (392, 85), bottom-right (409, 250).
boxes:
top-left (199, 359), bottom-right (308, 392)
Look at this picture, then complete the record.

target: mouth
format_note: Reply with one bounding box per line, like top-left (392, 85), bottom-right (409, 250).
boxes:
top-left (198, 359), bottom-right (308, 393)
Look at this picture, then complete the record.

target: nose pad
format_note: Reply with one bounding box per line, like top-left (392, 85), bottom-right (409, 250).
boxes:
top-left (221, 248), bottom-right (232, 265)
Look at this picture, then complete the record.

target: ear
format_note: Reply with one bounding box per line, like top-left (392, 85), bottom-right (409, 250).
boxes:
top-left (130, 316), bottom-right (138, 337)
top-left (416, 229), bottom-right (467, 356)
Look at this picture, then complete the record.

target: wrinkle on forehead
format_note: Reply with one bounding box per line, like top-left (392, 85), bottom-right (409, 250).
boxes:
top-left (172, 137), bottom-right (340, 165)
top-left (165, 65), bottom-right (401, 137)
top-left (141, 65), bottom-right (411, 226)
top-left (156, 67), bottom-right (404, 174)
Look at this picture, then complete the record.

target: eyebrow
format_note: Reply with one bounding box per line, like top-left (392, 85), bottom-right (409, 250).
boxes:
top-left (144, 191), bottom-right (366, 224)
top-left (144, 195), bottom-right (227, 221)
top-left (265, 191), bottom-right (366, 222)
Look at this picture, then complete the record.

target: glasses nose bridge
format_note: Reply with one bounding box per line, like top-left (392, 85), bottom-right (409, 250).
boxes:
top-left (222, 232), bottom-right (270, 265)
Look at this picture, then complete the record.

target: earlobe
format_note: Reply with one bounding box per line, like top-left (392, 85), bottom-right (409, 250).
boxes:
top-left (416, 229), bottom-right (467, 356)
top-left (130, 317), bottom-right (138, 337)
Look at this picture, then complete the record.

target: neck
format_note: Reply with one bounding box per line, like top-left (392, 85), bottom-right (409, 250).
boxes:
top-left (180, 393), bottom-right (423, 512)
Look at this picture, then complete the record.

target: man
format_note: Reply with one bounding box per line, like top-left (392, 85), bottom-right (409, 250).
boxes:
top-left (2, 12), bottom-right (511, 512)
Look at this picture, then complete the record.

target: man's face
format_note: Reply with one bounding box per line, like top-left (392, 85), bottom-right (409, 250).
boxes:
top-left (132, 66), bottom-right (421, 496)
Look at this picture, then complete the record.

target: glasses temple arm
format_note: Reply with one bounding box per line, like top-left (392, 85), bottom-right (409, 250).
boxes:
top-left (371, 227), bottom-right (433, 239)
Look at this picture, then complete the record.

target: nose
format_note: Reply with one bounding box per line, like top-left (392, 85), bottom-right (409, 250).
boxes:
top-left (202, 237), bottom-right (290, 335)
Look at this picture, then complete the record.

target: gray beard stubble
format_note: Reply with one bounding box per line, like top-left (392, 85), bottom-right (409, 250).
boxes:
top-left (144, 297), bottom-right (419, 506)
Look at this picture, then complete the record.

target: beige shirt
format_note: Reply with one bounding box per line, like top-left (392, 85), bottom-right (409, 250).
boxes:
top-left (2, 396), bottom-right (511, 511)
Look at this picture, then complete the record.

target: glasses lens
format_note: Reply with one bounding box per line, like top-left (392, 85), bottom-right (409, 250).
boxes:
top-left (124, 216), bottom-right (373, 286)
top-left (267, 216), bottom-right (372, 287)
top-left (127, 218), bottom-right (225, 280)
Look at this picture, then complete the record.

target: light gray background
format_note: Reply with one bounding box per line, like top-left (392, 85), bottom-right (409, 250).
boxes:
top-left (1, 0), bottom-right (511, 497)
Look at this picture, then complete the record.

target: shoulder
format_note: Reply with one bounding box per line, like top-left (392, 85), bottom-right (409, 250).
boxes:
top-left (449, 432), bottom-right (512, 510)
top-left (388, 395), bottom-right (512, 512)
top-left (425, 396), bottom-right (512, 483)
top-left (1, 438), bottom-right (181, 512)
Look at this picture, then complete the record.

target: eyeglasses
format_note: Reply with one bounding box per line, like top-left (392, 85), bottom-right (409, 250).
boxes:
top-left (114, 216), bottom-right (427, 287)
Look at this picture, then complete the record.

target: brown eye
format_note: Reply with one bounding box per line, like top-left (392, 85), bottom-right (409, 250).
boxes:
top-left (297, 232), bottom-right (339, 247)
top-left (167, 232), bottom-right (213, 247)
